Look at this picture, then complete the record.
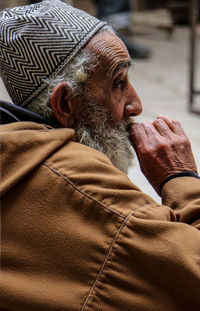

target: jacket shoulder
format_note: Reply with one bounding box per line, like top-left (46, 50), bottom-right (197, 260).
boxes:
top-left (44, 141), bottom-right (154, 217)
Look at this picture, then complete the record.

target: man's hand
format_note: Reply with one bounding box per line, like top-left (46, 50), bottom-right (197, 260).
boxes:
top-left (130, 116), bottom-right (198, 194)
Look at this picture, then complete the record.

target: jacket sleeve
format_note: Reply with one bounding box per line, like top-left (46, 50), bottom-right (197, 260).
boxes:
top-left (81, 177), bottom-right (200, 311)
top-left (77, 154), bottom-right (200, 310)
top-left (161, 176), bottom-right (200, 230)
top-left (82, 204), bottom-right (200, 311)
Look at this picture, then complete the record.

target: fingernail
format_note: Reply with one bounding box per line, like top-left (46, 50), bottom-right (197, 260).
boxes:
top-left (127, 116), bottom-right (135, 124)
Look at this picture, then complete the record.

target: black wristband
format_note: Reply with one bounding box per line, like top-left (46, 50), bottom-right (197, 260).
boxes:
top-left (159, 171), bottom-right (200, 195)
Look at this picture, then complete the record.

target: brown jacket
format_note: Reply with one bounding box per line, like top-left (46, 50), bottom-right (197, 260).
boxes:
top-left (1, 122), bottom-right (200, 311)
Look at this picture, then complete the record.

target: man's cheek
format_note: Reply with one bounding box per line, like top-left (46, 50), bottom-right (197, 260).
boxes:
top-left (112, 89), bottom-right (123, 103)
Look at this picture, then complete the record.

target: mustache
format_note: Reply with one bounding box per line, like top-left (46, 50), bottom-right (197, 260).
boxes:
top-left (125, 116), bottom-right (136, 132)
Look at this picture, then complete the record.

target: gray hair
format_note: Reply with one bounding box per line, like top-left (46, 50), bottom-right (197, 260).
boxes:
top-left (26, 26), bottom-right (114, 121)
top-left (26, 49), bottom-right (95, 121)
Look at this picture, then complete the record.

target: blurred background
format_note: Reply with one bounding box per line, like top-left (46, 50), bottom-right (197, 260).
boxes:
top-left (0, 0), bottom-right (199, 201)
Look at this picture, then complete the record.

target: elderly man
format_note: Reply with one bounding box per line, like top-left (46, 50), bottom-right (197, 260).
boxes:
top-left (0, 1), bottom-right (200, 310)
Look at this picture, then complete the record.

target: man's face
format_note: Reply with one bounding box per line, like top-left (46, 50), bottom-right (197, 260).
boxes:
top-left (72, 30), bottom-right (142, 174)
top-left (83, 30), bottom-right (142, 127)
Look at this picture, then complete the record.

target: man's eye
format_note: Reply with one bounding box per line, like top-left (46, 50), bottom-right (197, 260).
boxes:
top-left (113, 79), bottom-right (125, 90)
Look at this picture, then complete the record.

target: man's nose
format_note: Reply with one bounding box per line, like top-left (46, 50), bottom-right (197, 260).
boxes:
top-left (124, 82), bottom-right (142, 118)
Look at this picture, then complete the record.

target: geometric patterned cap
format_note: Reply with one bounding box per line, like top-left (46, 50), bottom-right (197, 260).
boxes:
top-left (0, 0), bottom-right (106, 106)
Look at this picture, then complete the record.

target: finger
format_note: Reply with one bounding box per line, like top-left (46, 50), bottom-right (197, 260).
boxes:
top-left (153, 118), bottom-right (173, 137)
top-left (129, 123), bottom-right (147, 148)
top-left (141, 121), bottom-right (159, 139)
top-left (156, 115), bottom-right (185, 136)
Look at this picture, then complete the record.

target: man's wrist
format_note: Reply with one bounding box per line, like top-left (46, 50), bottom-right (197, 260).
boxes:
top-left (159, 171), bottom-right (200, 195)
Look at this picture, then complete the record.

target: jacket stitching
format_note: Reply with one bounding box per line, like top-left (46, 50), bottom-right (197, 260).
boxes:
top-left (80, 211), bottom-right (134, 311)
top-left (43, 162), bottom-right (125, 219)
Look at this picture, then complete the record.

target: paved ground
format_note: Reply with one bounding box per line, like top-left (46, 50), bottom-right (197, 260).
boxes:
top-left (0, 6), bottom-right (199, 202)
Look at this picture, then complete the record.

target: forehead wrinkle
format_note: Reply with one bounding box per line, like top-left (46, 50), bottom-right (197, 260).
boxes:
top-left (86, 33), bottom-right (129, 76)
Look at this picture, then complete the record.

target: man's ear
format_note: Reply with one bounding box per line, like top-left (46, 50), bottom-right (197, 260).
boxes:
top-left (50, 82), bottom-right (74, 127)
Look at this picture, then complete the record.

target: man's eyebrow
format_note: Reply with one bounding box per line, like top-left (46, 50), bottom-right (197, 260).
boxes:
top-left (112, 60), bottom-right (132, 77)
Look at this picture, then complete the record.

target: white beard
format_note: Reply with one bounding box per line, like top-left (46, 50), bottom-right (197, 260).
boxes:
top-left (74, 100), bottom-right (134, 174)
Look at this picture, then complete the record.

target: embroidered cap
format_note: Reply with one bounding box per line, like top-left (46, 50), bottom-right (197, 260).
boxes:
top-left (0, 0), bottom-right (106, 106)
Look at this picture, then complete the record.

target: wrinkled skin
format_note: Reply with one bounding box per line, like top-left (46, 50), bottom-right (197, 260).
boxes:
top-left (51, 30), bottom-right (198, 194)
top-left (52, 31), bottom-right (142, 127)
top-left (130, 115), bottom-right (198, 194)
top-left (83, 31), bottom-right (142, 126)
